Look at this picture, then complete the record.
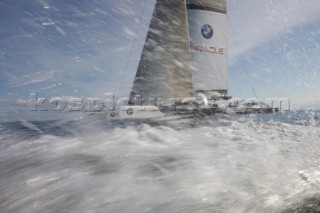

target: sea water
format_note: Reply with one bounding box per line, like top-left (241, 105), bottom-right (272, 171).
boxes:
top-left (1, 111), bottom-right (320, 213)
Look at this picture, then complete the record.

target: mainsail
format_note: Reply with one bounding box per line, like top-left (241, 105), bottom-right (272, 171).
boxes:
top-left (129, 0), bottom-right (193, 105)
top-left (129, 0), bottom-right (228, 105)
top-left (187, 0), bottom-right (228, 98)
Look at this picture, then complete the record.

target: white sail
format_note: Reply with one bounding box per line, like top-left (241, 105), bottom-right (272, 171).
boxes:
top-left (129, 0), bottom-right (193, 105)
top-left (187, 0), bottom-right (228, 98)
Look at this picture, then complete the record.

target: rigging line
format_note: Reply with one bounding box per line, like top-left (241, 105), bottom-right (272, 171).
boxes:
top-left (117, 0), bottom-right (148, 97)
top-left (227, 16), bottom-right (258, 99)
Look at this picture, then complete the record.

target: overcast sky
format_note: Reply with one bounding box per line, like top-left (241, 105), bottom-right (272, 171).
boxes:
top-left (0, 0), bottom-right (320, 111)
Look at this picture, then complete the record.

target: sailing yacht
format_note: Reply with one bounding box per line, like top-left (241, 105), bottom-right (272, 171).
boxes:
top-left (107, 0), bottom-right (277, 119)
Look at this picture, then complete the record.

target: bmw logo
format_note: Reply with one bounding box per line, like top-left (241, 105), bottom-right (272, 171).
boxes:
top-left (201, 24), bottom-right (213, 39)
top-left (126, 108), bottom-right (133, 115)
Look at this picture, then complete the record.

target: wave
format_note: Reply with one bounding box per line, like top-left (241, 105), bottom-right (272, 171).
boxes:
top-left (0, 111), bottom-right (320, 212)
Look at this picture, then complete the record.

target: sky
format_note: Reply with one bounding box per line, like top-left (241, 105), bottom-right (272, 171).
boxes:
top-left (227, 0), bottom-right (320, 109)
top-left (0, 0), bottom-right (320, 116)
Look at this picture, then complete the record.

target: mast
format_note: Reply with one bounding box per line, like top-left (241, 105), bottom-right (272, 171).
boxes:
top-left (187, 0), bottom-right (228, 99)
top-left (129, 0), bottom-right (193, 105)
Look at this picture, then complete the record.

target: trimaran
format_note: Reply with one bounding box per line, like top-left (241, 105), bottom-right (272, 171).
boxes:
top-left (106, 0), bottom-right (279, 120)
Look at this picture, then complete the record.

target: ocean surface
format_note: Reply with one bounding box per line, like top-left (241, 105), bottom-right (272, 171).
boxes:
top-left (1, 111), bottom-right (320, 213)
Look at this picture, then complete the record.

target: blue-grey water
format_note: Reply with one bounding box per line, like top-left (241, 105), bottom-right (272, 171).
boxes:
top-left (1, 111), bottom-right (320, 213)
